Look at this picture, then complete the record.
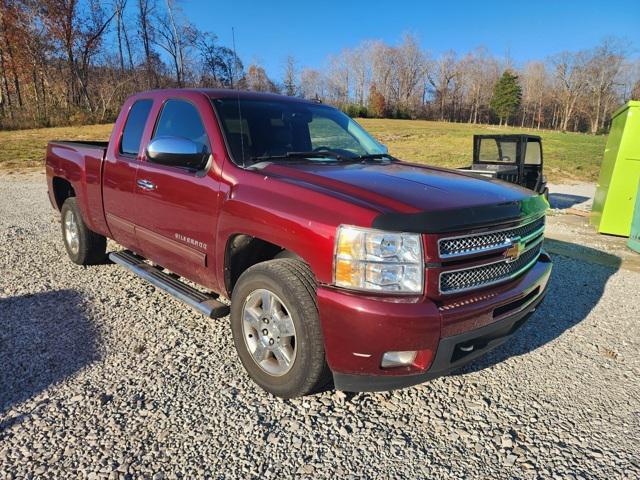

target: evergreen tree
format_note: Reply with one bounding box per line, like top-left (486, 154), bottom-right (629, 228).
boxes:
top-left (490, 71), bottom-right (522, 126)
top-left (283, 56), bottom-right (298, 97)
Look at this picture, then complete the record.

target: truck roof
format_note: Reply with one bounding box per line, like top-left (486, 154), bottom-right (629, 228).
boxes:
top-left (473, 134), bottom-right (542, 141)
top-left (130, 88), bottom-right (320, 104)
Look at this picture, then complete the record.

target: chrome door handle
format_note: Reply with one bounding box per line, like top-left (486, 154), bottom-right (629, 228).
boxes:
top-left (137, 179), bottom-right (156, 191)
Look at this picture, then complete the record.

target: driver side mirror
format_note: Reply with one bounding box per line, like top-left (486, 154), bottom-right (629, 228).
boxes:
top-left (146, 137), bottom-right (209, 170)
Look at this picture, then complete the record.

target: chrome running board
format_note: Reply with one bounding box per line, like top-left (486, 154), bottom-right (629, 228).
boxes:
top-left (109, 250), bottom-right (230, 319)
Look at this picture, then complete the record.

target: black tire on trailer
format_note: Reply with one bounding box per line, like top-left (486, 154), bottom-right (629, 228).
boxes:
top-left (230, 259), bottom-right (332, 398)
top-left (60, 197), bottom-right (107, 265)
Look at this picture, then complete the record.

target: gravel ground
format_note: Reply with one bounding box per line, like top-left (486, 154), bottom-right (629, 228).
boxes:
top-left (1, 172), bottom-right (639, 479)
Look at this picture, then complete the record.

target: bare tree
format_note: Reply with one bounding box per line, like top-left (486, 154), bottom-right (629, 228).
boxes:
top-left (0, 1), bottom-right (18, 119)
top-left (583, 38), bottom-right (627, 133)
top-left (395, 33), bottom-right (427, 111)
top-left (426, 50), bottom-right (458, 120)
top-left (153, 0), bottom-right (199, 86)
top-left (298, 68), bottom-right (324, 99)
top-left (137, 0), bottom-right (158, 87)
top-left (521, 62), bottom-right (549, 128)
top-left (550, 50), bottom-right (590, 131)
top-left (349, 42), bottom-right (372, 106)
top-left (459, 48), bottom-right (500, 124)
top-left (114, 0), bottom-right (134, 72)
top-left (0, 0), bottom-right (24, 111)
top-left (39, 0), bottom-right (115, 114)
top-left (326, 50), bottom-right (350, 105)
top-left (197, 33), bottom-right (242, 88)
top-left (370, 41), bottom-right (396, 107)
top-left (629, 60), bottom-right (640, 100)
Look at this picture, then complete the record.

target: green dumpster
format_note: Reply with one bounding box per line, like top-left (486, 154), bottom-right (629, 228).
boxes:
top-left (591, 100), bottom-right (640, 236)
top-left (629, 179), bottom-right (640, 253)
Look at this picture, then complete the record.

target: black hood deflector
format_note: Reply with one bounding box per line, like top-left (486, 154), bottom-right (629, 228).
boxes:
top-left (372, 194), bottom-right (548, 234)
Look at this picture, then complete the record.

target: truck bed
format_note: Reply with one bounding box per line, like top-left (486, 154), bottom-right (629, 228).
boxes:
top-left (46, 139), bottom-right (109, 235)
top-left (458, 163), bottom-right (518, 183)
top-left (50, 140), bottom-right (109, 150)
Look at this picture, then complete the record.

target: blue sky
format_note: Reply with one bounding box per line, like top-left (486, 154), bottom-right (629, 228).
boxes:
top-left (180, 0), bottom-right (639, 78)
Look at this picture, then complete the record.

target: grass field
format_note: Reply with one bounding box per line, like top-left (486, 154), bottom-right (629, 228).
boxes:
top-left (0, 124), bottom-right (114, 171)
top-left (359, 119), bottom-right (607, 182)
top-left (0, 119), bottom-right (607, 181)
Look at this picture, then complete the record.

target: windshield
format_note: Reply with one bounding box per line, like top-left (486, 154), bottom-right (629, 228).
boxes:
top-left (478, 138), bottom-right (517, 164)
top-left (212, 98), bottom-right (386, 165)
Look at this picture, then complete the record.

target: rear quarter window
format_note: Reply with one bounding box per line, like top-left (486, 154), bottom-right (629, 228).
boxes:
top-left (120, 99), bottom-right (153, 156)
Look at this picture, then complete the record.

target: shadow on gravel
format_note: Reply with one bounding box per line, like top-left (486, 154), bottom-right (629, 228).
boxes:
top-left (0, 290), bottom-right (99, 420)
top-left (549, 193), bottom-right (590, 210)
top-left (458, 240), bottom-right (621, 375)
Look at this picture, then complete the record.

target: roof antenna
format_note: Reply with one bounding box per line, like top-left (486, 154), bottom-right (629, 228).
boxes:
top-left (231, 27), bottom-right (246, 167)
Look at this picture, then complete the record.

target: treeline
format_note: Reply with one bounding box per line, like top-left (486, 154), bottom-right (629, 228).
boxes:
top-left (0, 0), bottom-right (257, 129)
top-left (300, 35), bottom-right (640, 134)
top-left (1, 1), bottom-right (639, 133)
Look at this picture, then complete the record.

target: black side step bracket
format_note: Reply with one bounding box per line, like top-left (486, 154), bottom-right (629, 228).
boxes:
top-left (109, 250), bottom-right (230, 319)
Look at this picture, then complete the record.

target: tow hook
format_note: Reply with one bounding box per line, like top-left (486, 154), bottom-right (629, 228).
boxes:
top-left (459, 344), bottom-right (474, 352)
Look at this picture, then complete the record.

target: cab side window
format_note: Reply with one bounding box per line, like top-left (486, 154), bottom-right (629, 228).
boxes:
top-left (120, 99), bottom-right (153, 156)
top-left (154, 99), bottom-right (210, 153)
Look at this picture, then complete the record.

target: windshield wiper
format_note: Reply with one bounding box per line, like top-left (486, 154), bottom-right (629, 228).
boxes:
top-left (249, 151), bottom-right (395, 166)
top-left (351, 153), bottom-right (395, 162)
top-left (250, 151), bottom-right (347, 163)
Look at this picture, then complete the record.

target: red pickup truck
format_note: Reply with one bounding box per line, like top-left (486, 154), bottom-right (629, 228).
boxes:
top-left (46, 89), bottom-right (552, 398)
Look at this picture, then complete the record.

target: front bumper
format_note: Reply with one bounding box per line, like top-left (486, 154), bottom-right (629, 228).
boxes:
top-left (317, 252), bottom-right (552, 392)
top-left (333, 285), bottom-right (546, 391)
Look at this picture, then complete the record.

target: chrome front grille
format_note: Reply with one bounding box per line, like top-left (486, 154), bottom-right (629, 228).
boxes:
top-left (439, 240), bottom-right (543, 294)
top-left (439, 216), bottom-right (545, 259)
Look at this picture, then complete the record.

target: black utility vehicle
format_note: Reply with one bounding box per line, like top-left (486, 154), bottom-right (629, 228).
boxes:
top-left (460, 135), bottom-right (548, 197)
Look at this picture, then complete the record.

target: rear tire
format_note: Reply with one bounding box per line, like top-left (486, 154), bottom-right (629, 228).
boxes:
top-left (230, 259), bottom-right (331, 398)
top-left (61, 197), bottom-right (107, 265)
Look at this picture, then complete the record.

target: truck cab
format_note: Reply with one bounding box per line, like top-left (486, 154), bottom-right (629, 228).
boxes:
top-left (460, 134), bottom-right (548, 197)
top-left (46, 89), bottom-right (552, 398)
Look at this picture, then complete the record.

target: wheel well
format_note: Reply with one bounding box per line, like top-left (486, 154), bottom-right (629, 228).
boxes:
top-left (225, 234), bottom-right (292, 296)
top-left (52, 177), bottom-right (75, 210)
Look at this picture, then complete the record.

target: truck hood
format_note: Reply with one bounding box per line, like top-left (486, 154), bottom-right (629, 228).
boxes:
top-left (259, 161), bottom-right (547, 233)
top-left (261, 161), bottom-right (533, 210)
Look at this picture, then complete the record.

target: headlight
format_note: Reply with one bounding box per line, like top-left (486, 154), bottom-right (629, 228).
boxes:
top-left (333, 225), bottom-right (424, 293)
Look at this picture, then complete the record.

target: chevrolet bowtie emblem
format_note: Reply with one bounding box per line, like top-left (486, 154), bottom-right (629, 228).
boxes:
top-left (503, 237), bottom-right (525, 263)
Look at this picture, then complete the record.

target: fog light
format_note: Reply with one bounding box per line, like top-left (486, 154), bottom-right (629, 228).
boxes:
top-left (381, 350), bottom-right (417, 368)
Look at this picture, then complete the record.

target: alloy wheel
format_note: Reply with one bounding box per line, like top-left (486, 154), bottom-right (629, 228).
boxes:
top-left (241, 288), bottom-right (297, 376)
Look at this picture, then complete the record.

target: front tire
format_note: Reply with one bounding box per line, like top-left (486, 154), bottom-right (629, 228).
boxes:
top-left (230, 259), bottom-right (331, 398)
top-left (60, 197), bottom-right (107, 265)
